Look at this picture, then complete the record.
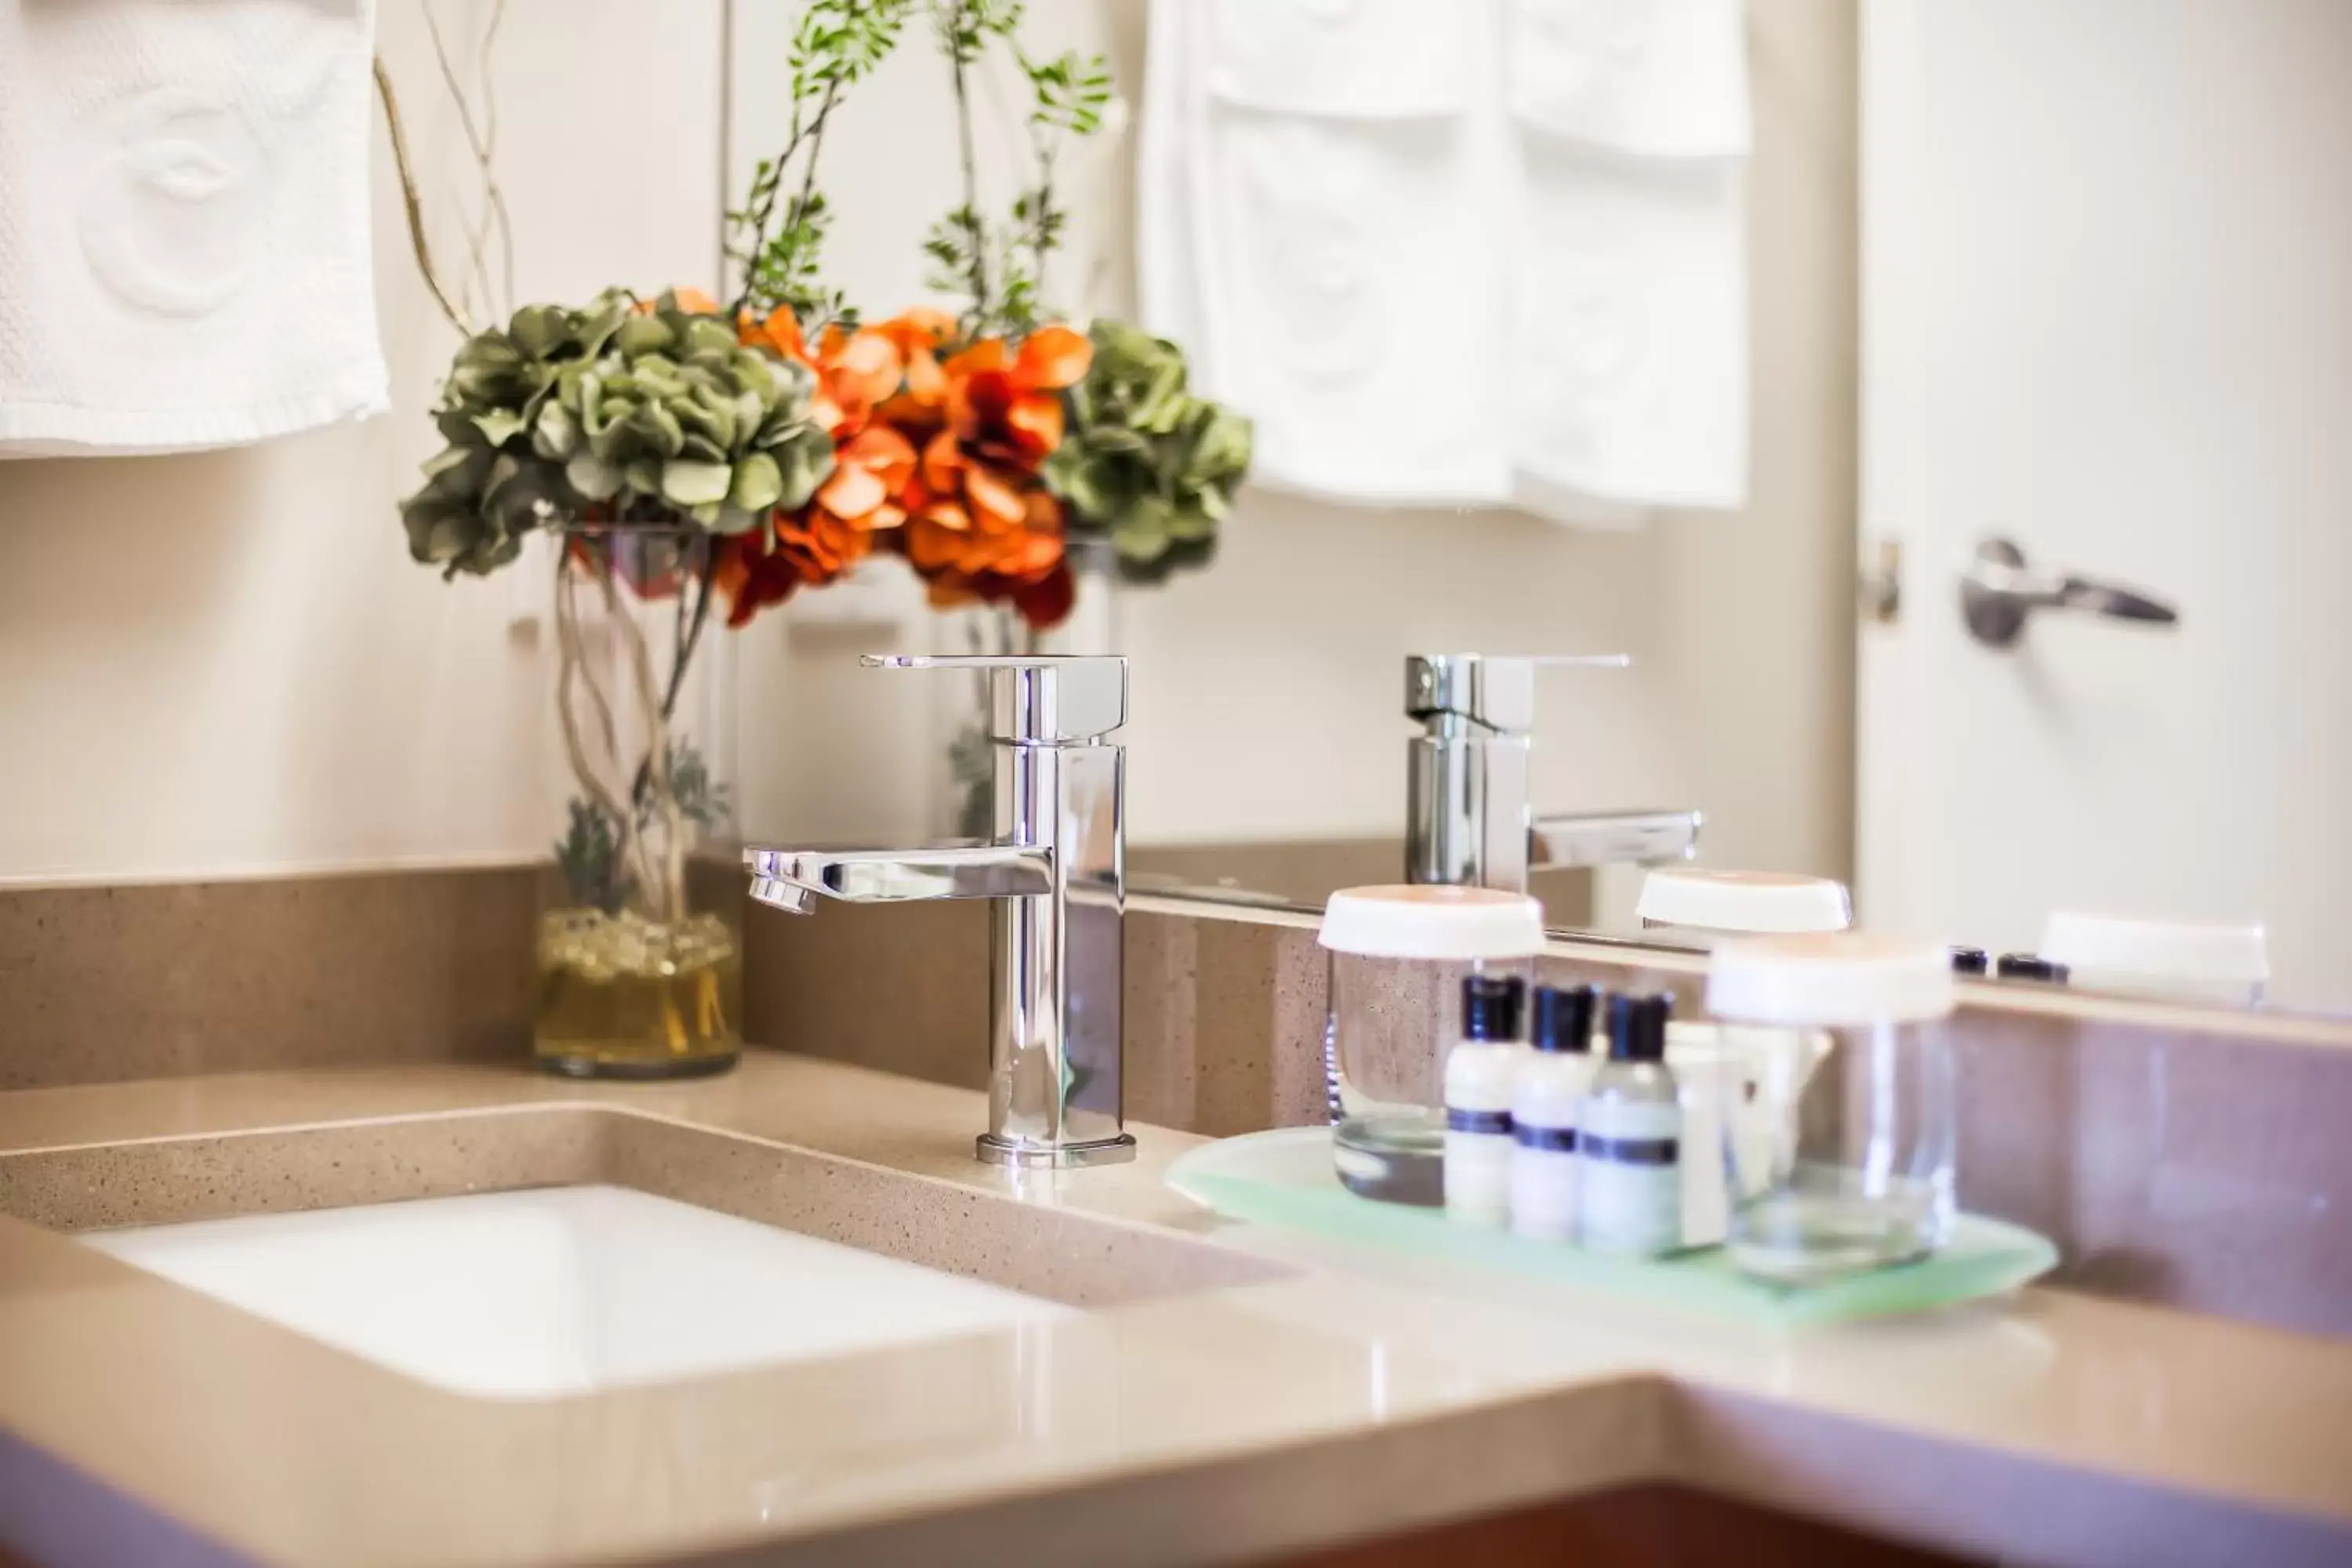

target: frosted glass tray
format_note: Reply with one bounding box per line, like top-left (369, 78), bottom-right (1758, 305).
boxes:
top-left (1165, 1127), bottom-right (2058, 1329)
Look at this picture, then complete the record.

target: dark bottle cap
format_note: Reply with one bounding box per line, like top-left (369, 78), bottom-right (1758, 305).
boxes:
top-left (1461, 975), bottom-right (1524, 1041)
top-left (1530, 985), bottom-right (1596, 1053)
top-left (1604, 991), bottom-right (1672, 1062)
top-left (1950, 946), bottom-right (1989, 975)
top-left (1997, 953), bottom-right (2070, 984)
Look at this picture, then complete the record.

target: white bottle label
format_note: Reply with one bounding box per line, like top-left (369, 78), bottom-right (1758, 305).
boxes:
top-left (1509, 1137), bottom-right (1579, 1240)
top-left (1445, 1125), bottom-right (1513, 1225)
top-left (1578, 1098), bottom-right (1682, 1254)
top-left (1443, 1043), bottom-right (1519, 1225)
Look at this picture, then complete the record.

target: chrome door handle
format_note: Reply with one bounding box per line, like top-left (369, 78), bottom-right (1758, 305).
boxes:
top-left (1959, 536), bottom-right (2180, 648)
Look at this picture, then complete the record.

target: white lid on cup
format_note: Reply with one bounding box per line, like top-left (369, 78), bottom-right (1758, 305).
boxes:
top-left (1708, 932), bottom-right (1955, 1026)
top-left (2039, 911), bottom-right (2269, 987)
top-left (1318, 884), bottom-right (1546, 961)
top-left (1638, 867), bottom-right (1853, 935)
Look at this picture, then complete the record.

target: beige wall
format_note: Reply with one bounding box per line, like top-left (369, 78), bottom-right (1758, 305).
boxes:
top-left (0, 1), bottom-right (725, 884)
top-left (729, 1), bottom-right (1859, 895)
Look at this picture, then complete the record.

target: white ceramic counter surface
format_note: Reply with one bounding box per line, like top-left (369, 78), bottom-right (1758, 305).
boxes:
top-left (0, 1052), bottom-right (2346, 1567)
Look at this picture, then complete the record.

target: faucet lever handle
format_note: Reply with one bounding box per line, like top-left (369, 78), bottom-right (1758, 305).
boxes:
top-left (862, 654), bottom-right (1128, 743)
top-left (1405, 652), bottom-right (1631, 734)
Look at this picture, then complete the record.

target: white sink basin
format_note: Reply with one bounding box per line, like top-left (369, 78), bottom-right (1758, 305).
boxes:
top-left (85, 1184), bottom-right (1072, 1400)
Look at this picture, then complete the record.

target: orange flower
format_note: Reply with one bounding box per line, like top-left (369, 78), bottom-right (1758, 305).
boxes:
top-left (811, 327), bottom-right (906, 435)
top-left (714, 310), bottom-right (1088, 633)
top-left (942, 324), bottom-right (1091, 470)
top-left (713, 532), bottom-right (798, 628)
top-left (901, 474), bottom-right (1070, 629)
top-left (739, 306), bottom-right (808, 366)
top-left (867, 310), bottom-right (956, 434)
top-left (714, 495), bottom-right (893, 629)
top-left (878, 321), bottom-right (1092, 630)
top-left (715, 314), bottom-right (927, 627)
top-left (736, 311), bottom-right (910, 442)
top-left (1009, 560), bottom-right (1077, 627)
top-left (775, 509), bottom-right (872, 581)
top-left (815, 423), bottom-right (915, 530)
top-left (638, 286), bottom-right (723, 318)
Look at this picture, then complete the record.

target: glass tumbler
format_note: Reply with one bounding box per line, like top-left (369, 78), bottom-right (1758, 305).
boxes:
top-left (1705, 934), bottom-right (1958, 1283)
top-left (1319, 886), bottom-right (1544, 1207)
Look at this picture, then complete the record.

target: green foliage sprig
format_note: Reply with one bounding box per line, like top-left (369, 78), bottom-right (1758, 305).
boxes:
top-left (728, 0), bottom-right (917, 330)
top-left (924, 0), bottom-right (1112, 337)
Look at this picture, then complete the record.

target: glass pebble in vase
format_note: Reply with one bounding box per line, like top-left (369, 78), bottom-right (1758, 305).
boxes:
top-left (535, 529), bottom-right (743, 1079)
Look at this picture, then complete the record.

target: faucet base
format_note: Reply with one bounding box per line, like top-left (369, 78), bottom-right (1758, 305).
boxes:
top-left (975, 1132), bottom-right (1138, 1170)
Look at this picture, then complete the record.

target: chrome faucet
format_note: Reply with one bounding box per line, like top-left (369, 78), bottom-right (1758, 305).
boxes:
top-left (745, 654), bottom-right (1134, 1169)
top-left (1404, 652), bottom-right (1703, 893)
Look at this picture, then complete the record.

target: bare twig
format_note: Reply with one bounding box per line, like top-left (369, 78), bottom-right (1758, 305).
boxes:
top-left (421, 0), bottom-right (515, 323)
top-left (597, 564), bottom-right (686, 922)
top-left (628, 549), bottom-right (719, 813)
top-left (372, 56), bottom-right (473, 336)
top-left (554, 552), bottom-right (663, 910)
top-left (477, 0), bottom-right (516, 310)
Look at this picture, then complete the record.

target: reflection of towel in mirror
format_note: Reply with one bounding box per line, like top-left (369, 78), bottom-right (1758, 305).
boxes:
top-left (1139, 0), bottom-right (1748, 528)
top-left (0, 0), bottom-right (388, 456)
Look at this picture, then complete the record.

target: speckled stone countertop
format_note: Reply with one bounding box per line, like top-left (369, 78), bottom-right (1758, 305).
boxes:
top-left (0, 1053), bottom-right (2347, 1568)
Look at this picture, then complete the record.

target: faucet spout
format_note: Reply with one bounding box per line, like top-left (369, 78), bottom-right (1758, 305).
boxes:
top-left (740, 652), bottom-right (1135, 1171)
top-left (744, 844), bottom-right (1053, 913)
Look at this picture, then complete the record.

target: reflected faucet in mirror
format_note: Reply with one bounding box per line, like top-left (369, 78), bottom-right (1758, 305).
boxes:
top-left (746, 655), bottom-right (1135, 1170)
top-left (1404, 653), bottom-right (1703, 895)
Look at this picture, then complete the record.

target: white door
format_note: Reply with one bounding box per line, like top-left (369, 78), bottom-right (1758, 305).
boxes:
top-left (1857, 0), bottom-right (2352, 1011)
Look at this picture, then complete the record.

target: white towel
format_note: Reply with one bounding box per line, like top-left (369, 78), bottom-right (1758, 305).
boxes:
top-left (1139, 0), bottom-right (1748, 525)
top-left (0, 0), bottom-right (388, 456)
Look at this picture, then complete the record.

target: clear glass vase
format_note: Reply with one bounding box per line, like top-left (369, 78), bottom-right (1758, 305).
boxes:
top-left (535, 529), bottom-right (742, 1079)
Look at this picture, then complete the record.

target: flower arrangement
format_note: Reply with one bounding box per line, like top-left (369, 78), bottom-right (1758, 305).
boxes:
top-left (379, 0), bottom-right (1249, 1074)
top-left (715, 0), bottom-right (1253, 622)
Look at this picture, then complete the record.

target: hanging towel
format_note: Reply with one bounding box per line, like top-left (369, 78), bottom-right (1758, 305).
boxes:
top-left (0, 0), bottom-right (388, 456)
top-left (1503, 0), bottom-right (1750, 523)
top-left (1143, 0), bottom-right (1508, 509)
top-left (1139, 0), bottom-right (1748, 525)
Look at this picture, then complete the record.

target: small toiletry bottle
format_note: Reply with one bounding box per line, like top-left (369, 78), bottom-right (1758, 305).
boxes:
top-left (1510, 984), bottom-right (1597, 1240)
top-left (1443, 974), bottom-right (1523, 1225)
top-left (1578, 993), bottom-right (1682, 1255)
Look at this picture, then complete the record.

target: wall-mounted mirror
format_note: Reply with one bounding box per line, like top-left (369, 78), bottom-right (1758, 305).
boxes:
top-left (722, 0), bottom-right (2351, 1020)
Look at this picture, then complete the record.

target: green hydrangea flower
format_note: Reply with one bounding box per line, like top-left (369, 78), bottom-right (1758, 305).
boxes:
top-left (1042, 320), bottom-right (1251, 585)
top-left (401, 289), bottom-right (837, 577)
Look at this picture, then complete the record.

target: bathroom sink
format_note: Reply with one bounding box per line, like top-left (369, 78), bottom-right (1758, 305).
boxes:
top-left (1, 1103), bottom-right (1282, 1402)
top-left (85, 1184), bottom-right (1071, 1399)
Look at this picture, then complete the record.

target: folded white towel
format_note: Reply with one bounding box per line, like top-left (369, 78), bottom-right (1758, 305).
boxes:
top-left (1501, 0), bottom-right (1751, 158)
top-left (1508, 141), bottom-right (1748, 520)
top-left (1504, 0), bottom-right (1748, 522)
top-left (0, 0), bottom-right (388, 456)
top-left (1139, 0), bottom-right (1749, 525)
top-left (1146, 0), bottom-right (1508, 509)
